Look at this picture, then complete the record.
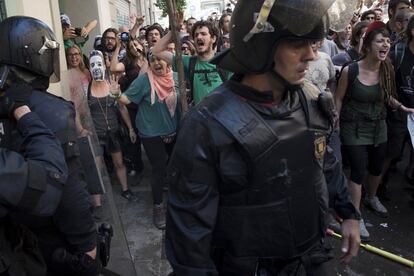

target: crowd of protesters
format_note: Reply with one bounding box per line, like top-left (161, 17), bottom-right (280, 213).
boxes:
top-left (63, 0), bottom-right (414, 243)
top-left (62, 7), bottom-right (234, 228)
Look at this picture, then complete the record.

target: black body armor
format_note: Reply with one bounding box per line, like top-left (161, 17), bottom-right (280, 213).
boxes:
top-left (165, 79), bottom-right (360, 275)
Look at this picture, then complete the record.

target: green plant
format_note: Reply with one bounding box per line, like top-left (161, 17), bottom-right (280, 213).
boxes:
top-left (155, 0), bottom-right (187, 17)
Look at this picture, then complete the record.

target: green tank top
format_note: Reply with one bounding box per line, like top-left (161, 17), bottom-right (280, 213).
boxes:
top-left (340, 78), bottom-right (387, 146)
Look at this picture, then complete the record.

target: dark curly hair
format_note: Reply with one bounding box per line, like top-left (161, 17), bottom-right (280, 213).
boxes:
top-left (191, 21), bottom-right (220, 48)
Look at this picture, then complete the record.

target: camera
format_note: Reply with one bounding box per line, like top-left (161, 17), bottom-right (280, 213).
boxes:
top-left (74, 27), bottom-right (82, 36)
top-left (120, 32), bottom-right (130, 42)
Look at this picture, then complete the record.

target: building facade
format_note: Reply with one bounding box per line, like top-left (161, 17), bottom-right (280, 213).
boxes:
top-left (0, 0), bottom-right (160, 97)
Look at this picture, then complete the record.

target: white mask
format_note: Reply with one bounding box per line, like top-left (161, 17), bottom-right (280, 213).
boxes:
top-left (89, 55), bottom-right (105, 81)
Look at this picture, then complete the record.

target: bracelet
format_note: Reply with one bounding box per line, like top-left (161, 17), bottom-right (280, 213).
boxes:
top-left (109, 90), bottom-right (121, 99)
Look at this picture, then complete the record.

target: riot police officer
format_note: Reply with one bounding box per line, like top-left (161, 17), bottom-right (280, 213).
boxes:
top-left (0, 82), bottom-right (67, 275)
top-left (165, 0), bottom-right (360, 275)
top-left (0, 16), bottom-right (99, 275)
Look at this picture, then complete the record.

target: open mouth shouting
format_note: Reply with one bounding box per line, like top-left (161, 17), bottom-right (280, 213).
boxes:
top-left (378, 49), bottom-right (388, 60)
top-left (196, 40), bottom-right (206, 51)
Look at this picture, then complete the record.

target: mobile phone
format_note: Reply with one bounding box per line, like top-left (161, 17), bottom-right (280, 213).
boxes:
top-left (75, 27), bottom-right (82, 36)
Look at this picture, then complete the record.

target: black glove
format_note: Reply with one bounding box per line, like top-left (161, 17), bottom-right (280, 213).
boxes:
top-left (0, 82), bottom-right (32, 117)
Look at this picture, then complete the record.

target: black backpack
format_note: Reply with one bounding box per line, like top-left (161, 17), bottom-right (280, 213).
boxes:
top-left (392, 42), bottom-right (406, 71)
top-left (187, 56), bottom-right (229, 104)
top-left (337, 61), bottom-right (359, 101)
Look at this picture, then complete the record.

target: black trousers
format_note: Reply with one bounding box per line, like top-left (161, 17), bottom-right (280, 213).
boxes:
top-left (141, 136), bottom-right (175, 204)
top-left (123, 106), bottom-right (144, 173)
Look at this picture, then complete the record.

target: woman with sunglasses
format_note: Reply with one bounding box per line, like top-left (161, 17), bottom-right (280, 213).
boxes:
top-left (180, 37), bottom-right (196, 56)
top-left (110, 37), bottom-right (148, 177)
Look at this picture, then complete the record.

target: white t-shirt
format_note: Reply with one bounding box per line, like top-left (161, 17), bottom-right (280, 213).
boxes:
top-left (305, 51), bottom-right (336, 92)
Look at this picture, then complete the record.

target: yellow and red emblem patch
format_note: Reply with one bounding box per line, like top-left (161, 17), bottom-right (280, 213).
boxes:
top-left (314, 136), bottom-right (326, 160)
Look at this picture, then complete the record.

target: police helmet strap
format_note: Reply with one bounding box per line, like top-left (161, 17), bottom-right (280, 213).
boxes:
top-left (243, 0), bottom-right (276, 42)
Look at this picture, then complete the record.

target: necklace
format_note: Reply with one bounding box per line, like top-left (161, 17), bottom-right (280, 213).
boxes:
top-left (96, 95), bottom-right (111, 130)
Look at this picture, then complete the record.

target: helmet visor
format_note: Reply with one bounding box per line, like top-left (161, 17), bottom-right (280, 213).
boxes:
top-left (265, 0), bottom-right (359, 36)
top-left (327, 0), bottom-right (361, 32)
top-left (50, 48), bottom-right (60, 83)
top-left (269, 0), bottom-right (335, 36)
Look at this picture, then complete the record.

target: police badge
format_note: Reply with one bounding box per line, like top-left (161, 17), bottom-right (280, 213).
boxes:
top-left (314, 135), bottom-right (326, 160)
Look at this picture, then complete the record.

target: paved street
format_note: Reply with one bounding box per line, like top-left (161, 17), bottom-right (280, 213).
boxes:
top-left (103, 149), bottom-right (414, 276)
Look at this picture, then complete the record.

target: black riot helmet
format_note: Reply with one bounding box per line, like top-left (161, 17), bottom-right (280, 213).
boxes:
top-left (0, 16), bottom-right (60, 82)
top-left (212, 0), bottom-right (358, 75)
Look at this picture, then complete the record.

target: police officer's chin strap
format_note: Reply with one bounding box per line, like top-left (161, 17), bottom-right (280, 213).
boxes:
top-left (268, 69), bottom-right (301, 94)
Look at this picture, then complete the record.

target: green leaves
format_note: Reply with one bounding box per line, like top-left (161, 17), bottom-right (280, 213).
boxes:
top-left (155, 0), bottom-right (187, 17)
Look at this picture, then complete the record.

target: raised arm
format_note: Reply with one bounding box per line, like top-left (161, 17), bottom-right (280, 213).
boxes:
top-left (110, 37), bottom-right (126, 73)
top-left (81, 19), bottom-right (98, 38)
top-left (152, 31), bottom-right (174, 65)
top-left (129, 15), bottom-right (144, 39)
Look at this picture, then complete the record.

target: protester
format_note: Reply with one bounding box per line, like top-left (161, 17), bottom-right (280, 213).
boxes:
top-left (60, 13), bottom-right (97, 53)
top-left (320, 38), bottom-right (340, 58)
top-left (386, 0), bottom-right (411, 43)
top-left (306, 40), bottom-right (336, 92)
top-left (180, 37), bottom-right (196, 56)
top-left (185, 17), bottom-right (197, 39)
top-left (84, 50), bottom-right (138, 203)
top-left (333, 24), bottom-right (352, 54)
top-left (110, 37), bottom-right (148, 178)
top-left (145, 24), bottom-right (164, 49)
top-left (153, 20), bottom-right (230, 105)
top-left (66, 44), bottom-right (91, 95)
top-left (335, 21), bottom-right (414, 241)
top-left (383, 15), bottom-right (414, 196)
top-left (393, 9), bottom-right (414, 43)
top-left (110, 54), bottom-right (180, 229)
top-left (332, 21), bottom-right (369, 67)
top-left (165, 0), bottom-right (360, 274)
top-left (374, 7), bottom-right (384, 21)
top-left (217, 13), bottom-right (231, 52)
top-left (102, 28), bottom-right (126, 68)
top-left (361, 10), bottom-right (377, 22)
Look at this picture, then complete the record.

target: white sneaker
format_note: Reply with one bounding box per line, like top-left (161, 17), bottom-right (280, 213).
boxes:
top-left (128, 170), bottom-right (137, 177)
top-left (365, 196), bottom-right (388, 218)
top-left (359, 219), bottom-right (370, 241)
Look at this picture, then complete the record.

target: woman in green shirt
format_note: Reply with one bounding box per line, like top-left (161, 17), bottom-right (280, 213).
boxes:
top-left (335, 22), bottom-right (414, 240)
top-left (111, 54), bottom-right (180, 229)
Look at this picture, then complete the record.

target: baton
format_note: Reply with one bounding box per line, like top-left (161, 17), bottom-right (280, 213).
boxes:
top-left (326, 229), bottom-right (414, 268)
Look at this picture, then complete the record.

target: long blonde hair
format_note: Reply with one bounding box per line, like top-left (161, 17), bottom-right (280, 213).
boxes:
top-left (66, 44), bottom-right (87, 72)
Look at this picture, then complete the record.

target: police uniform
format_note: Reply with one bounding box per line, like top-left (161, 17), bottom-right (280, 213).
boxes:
top-left (10, 90), bottom-right (97, 275)
top-left (166, 76), bottom-right (359, 275)
top-left (0, 15), bottom-right (98, 276)
top-left (0, 111), bottom-right (67, 276)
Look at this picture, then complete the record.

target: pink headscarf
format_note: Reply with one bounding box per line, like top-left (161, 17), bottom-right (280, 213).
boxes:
top-left (147, 67), bottom-right (177, 117)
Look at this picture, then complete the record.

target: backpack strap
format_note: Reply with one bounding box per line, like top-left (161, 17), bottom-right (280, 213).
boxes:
top-left (188, 56), bottom-right (197, 104)
top-left (346, 62), bottom-right (358, 101)
top-left (216, 67), bottom-right (228, 83)
top-left (393, 42), bottom-right (406, 71)
top-left (345, 48), bottom-right (359, 61)
top-left (337, 61), bottom-right (358, 101)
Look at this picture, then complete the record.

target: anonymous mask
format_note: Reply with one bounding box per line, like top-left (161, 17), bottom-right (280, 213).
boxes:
top-left (89, 54), bottom-right (105, 81)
